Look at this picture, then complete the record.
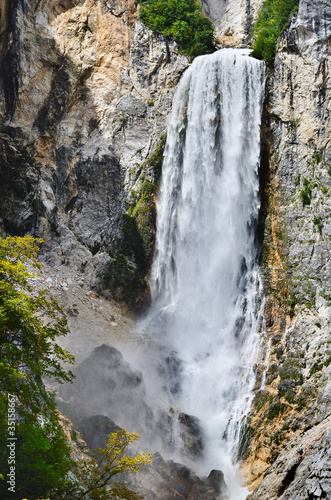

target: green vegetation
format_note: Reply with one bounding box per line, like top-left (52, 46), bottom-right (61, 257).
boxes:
top-left (0, 236), bottom-right (152, 499)
top-left (288, 294), bottom-right (299, 318)
top-left (313, 216), bottom-right (323, 235)
top-left (309, 361), bottom-right (323, 377)
top-left (267, 402), bottom-right (287, 419)
top-left (294, 174), bottom-right (301, 187)
top-left (0, 236), bottom-right (74, 499)
top-left (125, 134), bottom-right (167, 267)
top-left (279, 362), bottom-right (303, 384)
top-left (253, 391), bottom-right (270, 411)
top-left (60, 429), bottom-right (153, 500)
top-left (138, 0), bottom-right (216, 58)
top-left (251, 0), bottom-right (300, 64)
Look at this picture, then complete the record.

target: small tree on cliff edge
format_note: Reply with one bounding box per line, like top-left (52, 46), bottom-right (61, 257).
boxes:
top-left (59, 429), bottom-right (153, 500)
top-left (0, 235), bottom-right (75, 499)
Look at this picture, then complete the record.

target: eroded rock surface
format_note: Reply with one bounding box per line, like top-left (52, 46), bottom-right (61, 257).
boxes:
top-left (244, 0), bottom-right (331, 493)
top-left (200, 0), bottom-right (264, 43)
top-left (132, 453), bottom-right (228, 500)
top-left (0, 0), bottom-right (188, 308)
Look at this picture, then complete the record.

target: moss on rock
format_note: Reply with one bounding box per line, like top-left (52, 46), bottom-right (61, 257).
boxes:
top-left (104, 135), bottom-right (167, 309)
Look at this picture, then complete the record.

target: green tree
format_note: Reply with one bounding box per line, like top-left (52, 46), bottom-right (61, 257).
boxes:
top-left (59, 429), bottom-right (153, 500)
top-left (0, 236), bottom-right (74, 499)
top-left (251, 0), bottom-right (300, 64)
top-left (138, 0), bottom-right (216, 59)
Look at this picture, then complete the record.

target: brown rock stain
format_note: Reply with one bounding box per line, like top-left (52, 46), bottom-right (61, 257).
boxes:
top-left (242, 117), bottom-right (295, 490)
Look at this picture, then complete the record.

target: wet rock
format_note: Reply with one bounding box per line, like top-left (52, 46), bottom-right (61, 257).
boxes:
top-left (132, 452), bottom-right (228, 500)
top-left (207, 470), bottom-right (227, 495)
top-left (157, 409), bottom-right (205, 461)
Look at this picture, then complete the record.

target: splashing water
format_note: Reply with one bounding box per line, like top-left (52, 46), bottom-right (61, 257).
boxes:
top-left (142, 49), bottom-right (265, 498)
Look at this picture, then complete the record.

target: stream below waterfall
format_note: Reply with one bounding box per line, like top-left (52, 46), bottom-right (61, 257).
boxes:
top-left (139, 49), bottom-right (266, 499)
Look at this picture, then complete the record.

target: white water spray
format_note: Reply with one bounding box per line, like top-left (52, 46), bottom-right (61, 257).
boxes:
top-left (143, 49), bottom-right (265, 498)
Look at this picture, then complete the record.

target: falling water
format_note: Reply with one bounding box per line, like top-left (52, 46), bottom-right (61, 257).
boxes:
top-left (143, 49), bottom-right (265, 498)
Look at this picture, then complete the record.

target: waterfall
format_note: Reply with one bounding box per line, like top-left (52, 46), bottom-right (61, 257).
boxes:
top-left (142, 49), bottom-right (265, 498)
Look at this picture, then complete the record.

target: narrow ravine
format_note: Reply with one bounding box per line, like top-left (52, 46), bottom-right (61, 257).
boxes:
top-left (141, 49), bottom-right (266, 498)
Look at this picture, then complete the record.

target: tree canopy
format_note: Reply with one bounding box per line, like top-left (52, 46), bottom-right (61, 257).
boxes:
top-left (59, 429), bottom-right (153, 500)
top-left (138, 0), bottom-right (216, 59)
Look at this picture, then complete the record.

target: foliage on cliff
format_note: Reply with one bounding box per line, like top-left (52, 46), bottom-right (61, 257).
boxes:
top-left (251, 0), bottom-right (300, 64)
top-left (138, 0), bottom-right (216, 58)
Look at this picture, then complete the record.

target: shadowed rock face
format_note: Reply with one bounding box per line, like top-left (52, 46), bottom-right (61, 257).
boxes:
top-left (72, 414), bottom-right (121, 451)
top-left (132, 453), bottom-right (227, 500)
top-left (0, 0), bottom-right (188, 308)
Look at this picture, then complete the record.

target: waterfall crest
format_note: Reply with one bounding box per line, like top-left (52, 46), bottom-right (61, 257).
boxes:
top-left (143, 49), bottom-right (265, 498)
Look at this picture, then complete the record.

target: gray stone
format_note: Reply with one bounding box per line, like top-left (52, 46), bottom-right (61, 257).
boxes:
top-left (0, 0), bottom-right (188, 308)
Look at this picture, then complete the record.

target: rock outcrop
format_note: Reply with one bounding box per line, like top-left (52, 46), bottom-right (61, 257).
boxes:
top-left (58, 343), bottom-right (225, 499)
top-left (59, 344), bottom-right (149, 430)
top-left (0, 0), bottom-right (188, 308)
top-left (243, 0), bottom-right (331, 493)
top-left (200, 0), bottom-right (264, 43)
top-left (247, 415), bottom-right (331, 500)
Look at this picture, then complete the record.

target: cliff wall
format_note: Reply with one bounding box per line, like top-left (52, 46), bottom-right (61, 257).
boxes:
top-left (0, 0), bottom-right (188, 308)
top-left (244, 0), bottom-right (331, 496)
top-left (0, 0), bottom-right (330, 497)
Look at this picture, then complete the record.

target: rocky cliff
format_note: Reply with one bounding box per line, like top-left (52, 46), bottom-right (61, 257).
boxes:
top-left (200, 0), bottom-right (264, 44)
top-left (243, 0), bottom-right (331, 496)
top-left (0, 0), bottom-right (188, 309)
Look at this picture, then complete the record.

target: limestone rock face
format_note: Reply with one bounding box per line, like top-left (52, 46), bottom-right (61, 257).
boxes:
top-left (245, 0), bottom-right (331, 493)
top-left (247, 415), bottom-right (331, 500)
top-left (270, 0), bottom-right (331, 304)
top-left (58, 411), bottom-right (92, 463)
top-left (0, 0), bottom-right (188, 307)
top-left (200, 0), bottom-right (264, 43)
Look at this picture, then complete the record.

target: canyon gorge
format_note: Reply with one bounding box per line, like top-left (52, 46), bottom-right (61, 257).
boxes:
top-left (0, 0), bottom-right (330, 499)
